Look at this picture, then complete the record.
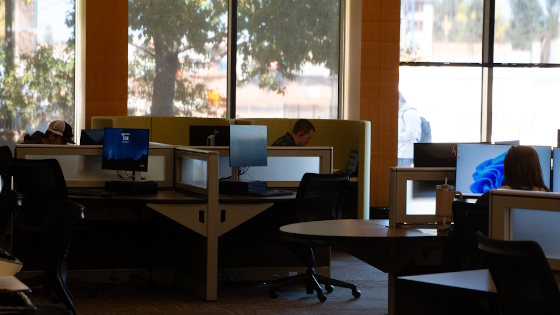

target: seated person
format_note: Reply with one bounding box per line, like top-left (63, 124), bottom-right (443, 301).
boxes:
top-left (476, 145), bottom-right (550, 205)
top-left (22, 120), bottom-right (75, 145)
top-left (272, 119), bottom-right (315, 146)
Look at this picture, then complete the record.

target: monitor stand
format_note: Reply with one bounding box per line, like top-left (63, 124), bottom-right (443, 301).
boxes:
top-left (105, 171), bottom-right (158, 195)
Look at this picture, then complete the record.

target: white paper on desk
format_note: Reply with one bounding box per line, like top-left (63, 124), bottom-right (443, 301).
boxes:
top-left (0, 276), bottom-right (29, 291)
top-left (0, 258), bottom-right (23, 277)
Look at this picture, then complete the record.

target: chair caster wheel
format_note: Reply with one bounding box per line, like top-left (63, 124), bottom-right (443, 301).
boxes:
top-left (318, 294), bottom-right (327, 302)
top-left (269, 287), bottom-right (279, 298)
top-left (352, 289), bottom-right (361, 298)
top-left (325, 285), bottom-right (334, 293)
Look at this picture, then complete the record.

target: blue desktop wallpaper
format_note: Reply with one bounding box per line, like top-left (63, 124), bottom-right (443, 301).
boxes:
top-left (456, 144), bottom-right (551, 196)
top-left (470, 151), bottom-right (506, 194)
top-left (102, 128), bottom-right (149, 171)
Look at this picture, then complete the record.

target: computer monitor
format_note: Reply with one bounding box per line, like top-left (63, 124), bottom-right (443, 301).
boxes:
top-left (229, 125), bottom-right (267, 168)
top-left (189, 125), bottom-right (230, 146)
top-left (102, 128), bottom-right (150, 174)
top-left (553, 147), bottom-right (560, 192)
top-left (456, 143), bottom-right (551, 197)
top-left (80, 129), bottom-right (104, 145)
top-left (413, 143), bottom-right (459, 167)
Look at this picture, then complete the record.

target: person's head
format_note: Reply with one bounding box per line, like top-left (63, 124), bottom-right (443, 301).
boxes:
top-left (291, 119), bottom-right (315, 146)
top-left (42, 120), bottom-right (75, 145)
top-left (503, 145), bottom-right (549, 191)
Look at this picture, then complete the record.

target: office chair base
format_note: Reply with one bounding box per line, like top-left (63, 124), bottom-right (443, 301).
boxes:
top-left (269, 268), bottom-right (361, 302)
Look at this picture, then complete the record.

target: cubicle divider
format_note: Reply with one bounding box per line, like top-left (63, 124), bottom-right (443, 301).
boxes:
top-left (489, 189), bottom-right (560, 272)
top-left (12, 144), bottom-right (333, 301)
top-left (188, 146), bottom-right (333, 187)
top-left (14, 143), bottom-right (175, 188)
top-left (389, 167), bottom-right (456, 228)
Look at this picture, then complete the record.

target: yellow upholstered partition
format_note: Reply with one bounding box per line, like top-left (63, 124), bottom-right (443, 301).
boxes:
top-left (91, 116), bottom-right (152, 139)
top-left (91, 115), bottom-right (371, 218)
top-left (151, 117), bottom-right (233, 145)
top-left (299, 119), bottom-right (371, 219)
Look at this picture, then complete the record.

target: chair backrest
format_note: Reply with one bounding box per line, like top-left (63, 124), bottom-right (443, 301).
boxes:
top-left (42, 199), bottom-right (84, 315)
top-left (0, 190), bottom-right (22, 250)
top-left (0, 146), bottom-right (12, 203)
top-left (294, 173), bottom-right (349, 222)
top-left (10, 158), bottom-right (68, 231)
top-left (441, 201), bottom-right (489, 271)
top-left (476, 231), bottom-right (560, 314)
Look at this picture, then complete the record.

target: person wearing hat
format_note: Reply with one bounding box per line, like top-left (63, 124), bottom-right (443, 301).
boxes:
top-left (22, 120), bottom-right (75, 145)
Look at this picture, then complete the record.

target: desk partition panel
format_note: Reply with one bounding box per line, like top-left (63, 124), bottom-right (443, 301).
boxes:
top-left (174, 147), bottom-right (219, 195)
top-left (14, 144), bottom-right (175, 187)
top-left (188, 146), bottom-right (332, 188)
top-left (489, 189), bottom-right (560, 271)
top-left (389, 167), bottom-right (456, 227)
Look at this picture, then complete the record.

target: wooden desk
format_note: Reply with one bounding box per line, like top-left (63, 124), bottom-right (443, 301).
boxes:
top-left (280, 219), bottom-right (447, 315)
top-left (68, 189), bottom-right (295, 301)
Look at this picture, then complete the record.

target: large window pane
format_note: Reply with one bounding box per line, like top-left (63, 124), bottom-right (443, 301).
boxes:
top-left (493, 68), bottom-right (560, 146)
top-left (128, 0), bottom-right (228, 117)
top-left (0, 0), bottom-right (75, 149)
top-left (494, 0), bottom-right (560, 64)
top-left (398, 66), bottom-right (482, 143)
top-left (400, 0), bottom-right (483, 63)
top-left (235, 0), bottom-right (340, 119)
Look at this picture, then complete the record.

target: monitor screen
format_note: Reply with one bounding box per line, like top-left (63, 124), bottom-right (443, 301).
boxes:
top-left (102, 128), bottom-right (150, 172)
top-left (80, 129), bottom-right (104, 145)
top-left (413, 143), bottom-right (459, 167)
top-left (553, 147), bottom-right (560, 192)
top-left (229, 125), bottom-right (267, 167)
top-left (189, 125), bottom-right (230, 146)
top-left (456, 144), bottom-right (551, 196)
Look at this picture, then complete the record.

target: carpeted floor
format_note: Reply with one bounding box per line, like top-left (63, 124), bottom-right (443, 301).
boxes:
top-left (26, 249), bottom-right (388, 314)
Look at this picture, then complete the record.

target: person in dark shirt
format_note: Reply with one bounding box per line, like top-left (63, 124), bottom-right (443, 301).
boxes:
top-left (22, 120), bottom-right (75, 145)
top-left (476, 145), bottom-right (550, 205)
top-left (272, 119), bottom-right (315, 146)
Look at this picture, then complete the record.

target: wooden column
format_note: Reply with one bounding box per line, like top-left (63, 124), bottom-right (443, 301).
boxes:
top-left (360, 0), bottom-right (400, 207)
top-left (85, 0), bottom-right (128, 129)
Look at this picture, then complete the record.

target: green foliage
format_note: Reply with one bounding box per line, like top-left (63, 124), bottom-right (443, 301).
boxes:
top-left (0, 46), bottom-right (75, 130)
top-left (508, 0), bottom-right (545, 50)
top-left (433, 0), bottom-right (483, 42)
top-left (128, 0), bottom-right (340, 116)
top-left (236, 0), bottom-right (339, 94)
top-left (0, 0), bottom-right (75, 133)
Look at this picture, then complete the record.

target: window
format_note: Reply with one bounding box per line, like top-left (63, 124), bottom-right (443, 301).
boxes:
top-left (399, 0), bottom-right (560, 164)
top-left (0, 0), bottom-right (75, 150)
top-left (127, 0), bottom-right (341, 119)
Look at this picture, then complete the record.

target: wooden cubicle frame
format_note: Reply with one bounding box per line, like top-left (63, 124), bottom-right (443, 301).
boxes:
top-left (388, 167), bottom-right (456, 228)
top-left (489, 189), bottom-right (560, 271)
top-left (13, 144), bottom-right (333, 301)
top-left (188, 146), bottom-right (333, 188)
top-left (14, 143), bottom-right (175, 188)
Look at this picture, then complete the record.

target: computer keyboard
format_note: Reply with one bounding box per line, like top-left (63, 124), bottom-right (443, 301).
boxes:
top-left (246, 189), bottom-right (294, 197)
top-left (67, 189), bottom-right (114, 197)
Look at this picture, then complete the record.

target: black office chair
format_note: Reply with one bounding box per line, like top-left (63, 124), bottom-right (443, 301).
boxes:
top-left (476, 231), bottom-right (560, 315)
top-left (10, 158), bottom-right (95, 306)
top-left (441, 201), bottom-right (488, 272)
top-left (268, 173), bottom-right (361, 302)
top-left (41, 199), bottom-right (85, 315)
top-left (0, 146), bottom-right (12, 203)
top-left (0, 190), bottom-right (23, 251)
top-left (0, 146), bottom-right (15, 251)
